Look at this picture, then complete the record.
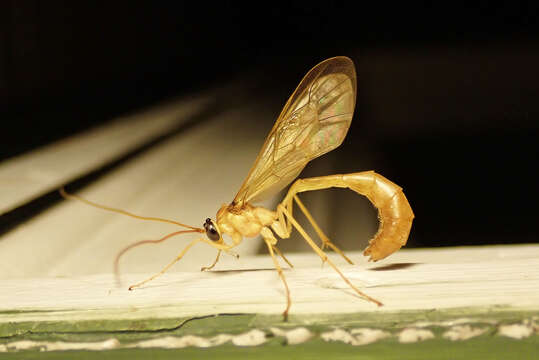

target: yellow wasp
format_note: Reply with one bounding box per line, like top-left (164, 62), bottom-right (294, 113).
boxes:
top-left (62, 56), bottom-right (414, 320)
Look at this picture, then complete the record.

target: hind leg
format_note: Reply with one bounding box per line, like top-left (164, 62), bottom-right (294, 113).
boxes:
top-left (277, 204), bottom-right (383, 307)
top-left (292, 195), bottom-right (353, 265)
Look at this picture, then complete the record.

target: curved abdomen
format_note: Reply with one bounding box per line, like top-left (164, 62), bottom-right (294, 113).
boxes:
top-left (284, 171), bottom-right (414, 261)
top-left (343, 172), bottom-right (414, 261)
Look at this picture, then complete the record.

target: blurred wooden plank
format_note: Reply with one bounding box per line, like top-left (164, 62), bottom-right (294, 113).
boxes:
top-left (0, 102), bottom-right (277, 279)
top-left (0, 95), bottom-right (210, 215)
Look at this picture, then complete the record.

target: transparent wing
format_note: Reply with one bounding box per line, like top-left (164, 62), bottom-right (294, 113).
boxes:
top-left (233, 56), bottom-right (357, 205)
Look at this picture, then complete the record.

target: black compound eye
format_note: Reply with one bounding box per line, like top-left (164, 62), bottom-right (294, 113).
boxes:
top-left (204, 219), bottom-right (220, 241)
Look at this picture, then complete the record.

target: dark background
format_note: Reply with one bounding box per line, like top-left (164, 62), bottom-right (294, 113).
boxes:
top-left (1, 2), bottom-right (538, 247)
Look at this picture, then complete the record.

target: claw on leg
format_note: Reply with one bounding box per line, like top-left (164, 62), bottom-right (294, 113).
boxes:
top-left (264, 239), bottom-right (292, 321)
top-left (201, 250), bottom-right (221, 271)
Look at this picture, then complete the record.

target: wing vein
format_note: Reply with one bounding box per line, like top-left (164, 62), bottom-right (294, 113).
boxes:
top-left (233, 57), bottom-right (356, 205)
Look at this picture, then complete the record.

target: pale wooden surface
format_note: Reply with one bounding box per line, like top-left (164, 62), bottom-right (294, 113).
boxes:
top-left (1, 245), bottom-right (538, 323)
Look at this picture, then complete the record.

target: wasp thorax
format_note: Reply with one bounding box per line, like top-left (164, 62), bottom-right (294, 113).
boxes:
top-left (204, 218), bottom-right (220, 241)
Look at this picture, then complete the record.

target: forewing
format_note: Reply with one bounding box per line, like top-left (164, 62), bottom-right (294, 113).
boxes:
top-left (233, 57), bottom-right (356, 205)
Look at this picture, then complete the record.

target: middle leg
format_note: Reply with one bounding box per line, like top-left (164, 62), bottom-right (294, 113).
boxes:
top-left (264, 238), bottom-right (292, 321)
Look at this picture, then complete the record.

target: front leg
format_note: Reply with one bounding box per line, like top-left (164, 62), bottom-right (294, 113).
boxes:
top-left (129, 238), bottom-right (235, 290)
top-left (201, 250), bottom-right (221, 271)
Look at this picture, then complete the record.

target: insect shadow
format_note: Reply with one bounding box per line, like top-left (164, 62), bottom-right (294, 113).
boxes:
top-left (369, 263), bottom-right (419, 271)
top-left (206, 267), bottom-right (284, 274)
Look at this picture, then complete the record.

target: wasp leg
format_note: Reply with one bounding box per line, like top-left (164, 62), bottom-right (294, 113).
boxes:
top-left (261, 227), bottom-right (291, 321)
top-left (278, 204), bottom-right (383, 307)
top-left (201, 250), bottom-right (222, 271)
top-left (129, 239), bottom-right (232, 290)
top-left (277, 171), bottom-right (414, 262)
top-left (293, 194), bottom-right (353, 265)
top-left (129, 238), bottom-right (203, 290)
top-left (272, 244), bottom-right (294, 268)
